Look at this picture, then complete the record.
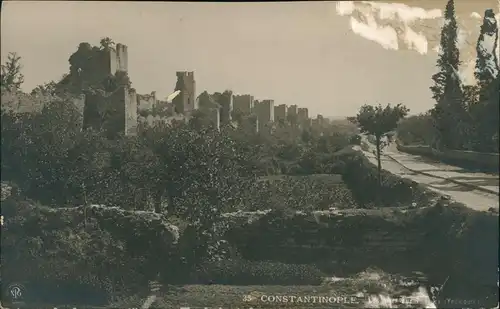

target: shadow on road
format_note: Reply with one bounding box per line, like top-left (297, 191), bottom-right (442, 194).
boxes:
top-left (412, 168), bottom-right (482, 174)
top-left (447, 176), bottom-right (499, 187)
top-left (428, 178), bottom-right (499, 193)
top-left (428, 180), bottom-right (477, 192)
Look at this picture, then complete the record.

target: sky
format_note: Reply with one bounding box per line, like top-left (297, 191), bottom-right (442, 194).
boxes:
top-left (1, 1), bottom-right (499, 117)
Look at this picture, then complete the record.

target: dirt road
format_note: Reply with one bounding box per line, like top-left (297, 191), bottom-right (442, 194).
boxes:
top-left (357, 138), bottom-right (499, 212)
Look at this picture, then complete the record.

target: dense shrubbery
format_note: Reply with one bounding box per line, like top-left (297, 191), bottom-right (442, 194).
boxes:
top-left (243, 175), bottom-right (359, 211)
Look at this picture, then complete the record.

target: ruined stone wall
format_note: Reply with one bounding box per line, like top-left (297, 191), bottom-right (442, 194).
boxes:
top-left (83, 86), bottom-right (137, 136)
top-left (224, 205), bottom-right (499, 302)
top-left (138, 114), bottom-right (189, 128)
top-left (219, 93), bottom-right (233, 124)
top-left (298, 107), bottom-right (309, 122)
top-left (137, 92), bottom-right (157, 111)
top-left (274, 104), bottom-right (287, 122)
top-left (233, 94), bottom-right (254, 114)
top-left (255, 100), bottom-right (274, 131)
top-left (311, 118), bottom-right (320, 129)
top-left (83, 92), bottom-right (108, 132)
top-left (115, 43), bottom-right (128, 72)
top-left (87, 43), bottom-right (128, 85)
top-left (173, 71), bottom-right (196, 114)
top-left (223, 209), bottom-right (428, 275)
top-left (124, 88), bottom-right (137, 136)
top-left (209, 107), bottom-right (221, 131)
top-left (311, 115), bottom-right (325, 131)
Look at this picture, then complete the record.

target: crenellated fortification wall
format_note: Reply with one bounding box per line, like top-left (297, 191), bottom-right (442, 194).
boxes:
top-left (137, 91), bottom-right (157, 111)
top-left (85, 43), bottom-right (128, 85)
top-left (233, 94), bottom-right (254, 114)
top-left (255, 99), bottom-right (274, 131)
top-left (274, 104), bottom-right (287, 122)
top-left (138, 114), bottom-right (189, 128)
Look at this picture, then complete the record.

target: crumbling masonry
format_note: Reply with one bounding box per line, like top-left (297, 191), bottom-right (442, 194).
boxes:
top-left (82, 43), bottom-right (138, 136)
top-left (173, 72), bottom-right (196, 114)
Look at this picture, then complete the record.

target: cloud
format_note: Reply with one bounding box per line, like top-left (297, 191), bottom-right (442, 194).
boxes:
top-left (335, 1), bottom-right (441, 55)
top-left (461, 59), bottom-right (476, 85)
top-left (470, 12), bottom-right (481, 19)
top-left (350, 15), bottom-right (399, 51)
top-left (362, 1), bottom-right (442, 22)
top-left (336, 1), bottom-right (355, 16)
top-left (403, 26), bottom-right (428, 54)
top-left (457, 28), bottom-right (470, 48)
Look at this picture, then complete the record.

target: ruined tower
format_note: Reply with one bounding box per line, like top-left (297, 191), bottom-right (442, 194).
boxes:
top-left (219, 91), bottom-right (233, 125)
top-left (233, 95), bottom-right (254, 114)
top-left (255, 99), bottom-right (274, 131)
top-left (274, 104), bottom-right (287, 122)
top-left (82, 42), bottom-right (137, 136)
top-left (173, 71), bottom-right (196, 114)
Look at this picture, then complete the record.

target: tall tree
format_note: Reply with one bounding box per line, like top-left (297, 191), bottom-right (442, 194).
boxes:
top-left (0, 52), bottom-right (24, 90)
top-left (352, 103), bottom-right (409, 186)
top-left (475, 9), bottom-right (499, 91)
top-left (99, 37), bottom-right (116, 51)
top-left (429, 0), bottom-right (468, 150)
top-left (471, 9), bottom-right (499, 152)
top-left (430, 0), bottom-right (461, 103)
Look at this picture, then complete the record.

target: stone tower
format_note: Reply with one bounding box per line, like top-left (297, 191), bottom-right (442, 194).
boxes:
top-left (82, 42), bottom-right (137, 136)
top-left (173, 71), bottom-right (196, 114)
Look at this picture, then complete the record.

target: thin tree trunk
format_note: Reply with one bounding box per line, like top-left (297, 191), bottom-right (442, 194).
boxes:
top-left (376, 135), bottom-right (382, 187)
top-left (154, 197), bottom-right (162, 213)
top-left (153, 188), bottom-right (165, 213)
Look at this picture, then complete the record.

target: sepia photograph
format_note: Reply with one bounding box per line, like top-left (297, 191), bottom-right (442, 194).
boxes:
top-left (1, 0), bottom-right (499, 308)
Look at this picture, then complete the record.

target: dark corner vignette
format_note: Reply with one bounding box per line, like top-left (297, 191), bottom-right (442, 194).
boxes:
top-left (0, 0), bottom-right (499, 308)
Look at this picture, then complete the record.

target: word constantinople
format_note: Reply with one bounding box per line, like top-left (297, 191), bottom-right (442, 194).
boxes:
top-left (243, 294), bottom-right (361, 304)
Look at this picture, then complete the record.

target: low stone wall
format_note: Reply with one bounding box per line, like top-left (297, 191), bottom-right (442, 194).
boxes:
top-left (223, 204), bottom-right (499, 307)
top-left (396, 143), bottom-right (499, 171)
top-left (224, 208), bottom-right (426, 274)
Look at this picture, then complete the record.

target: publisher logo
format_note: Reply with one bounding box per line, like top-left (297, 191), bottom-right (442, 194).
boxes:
top-left (5, 283), bottom-right (25, 302)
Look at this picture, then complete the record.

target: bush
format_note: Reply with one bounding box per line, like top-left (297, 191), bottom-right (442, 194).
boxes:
top-left (243, 175), bottom-right (359, 211)
top-left (349, 134), bottom-right (361, 145)
top-left (396, 114), bottom-right (434, 146)
top-left (193, 259), bottom-right (325, 285)
top-left (1, 190), bottom-right (179, 305)
top-left (336, 149), bottom-right (436, 207)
